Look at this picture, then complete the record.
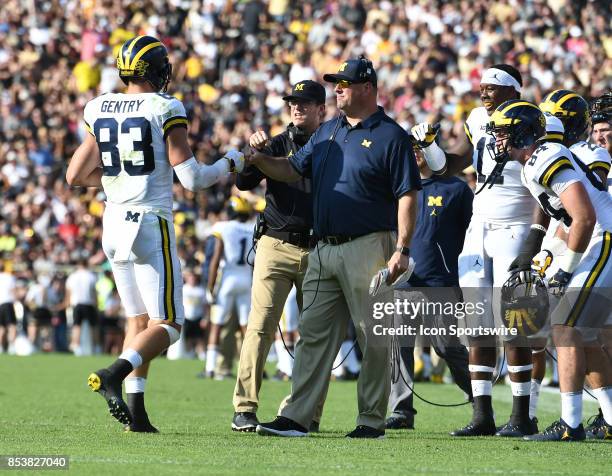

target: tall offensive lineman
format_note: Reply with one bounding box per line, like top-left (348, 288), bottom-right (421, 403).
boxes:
top-left (66, 35), bottom-right (244, 431)
top-left (411, 65), bottom-right (544, 437)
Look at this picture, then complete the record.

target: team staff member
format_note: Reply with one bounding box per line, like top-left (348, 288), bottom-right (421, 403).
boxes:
top-left (231, 80), bottom-right (326, 432)
top-left (387, 151), bottom-right (473, 430)
top-left (252, 57), bottom-right (421, 439)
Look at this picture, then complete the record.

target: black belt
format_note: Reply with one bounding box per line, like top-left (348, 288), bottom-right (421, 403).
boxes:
top-left (265, 229), bottom-right (313, 249)
top-left (320, 234), bottom-right (365, 245)
top-left (477, 173), bottom-right (504, 185)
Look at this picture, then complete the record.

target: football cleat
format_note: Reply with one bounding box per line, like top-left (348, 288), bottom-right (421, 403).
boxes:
top-left (523, 419), bottom-right (585, 441)
top-left (232, 412), bottom-right (259, 433)
top-left (124, 421), bottom-right (159, 433)
top-left (256, 416), bottom-right (308, 437)
top-left (585, 410), bottom-right (612, 440)
top-left (495, 418), bottom-right (538, 437)
top-left (385, 416), bottom-right (414, 430)
top-left (346, 425), bottom-right (385, 439)
top-left (450, 420), bottom-right (496, 437)
top-left (87, 369), bottom-right (132, 425)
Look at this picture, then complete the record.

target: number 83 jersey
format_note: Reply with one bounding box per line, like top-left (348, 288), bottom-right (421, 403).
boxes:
top-left (521, 141), bottom-right (612, 234)
top-left (84, 92), bottom-right (188, 216)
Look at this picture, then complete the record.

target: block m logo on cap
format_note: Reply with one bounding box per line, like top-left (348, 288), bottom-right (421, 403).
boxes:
top-left (295, 83), bottom-right (304, 91)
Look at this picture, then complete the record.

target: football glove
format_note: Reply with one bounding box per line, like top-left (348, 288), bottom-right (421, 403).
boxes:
top-left (531, 249), bottom-right (553, 277)
top-left (548, 269), bottom-right (572, 296)
top-left (410, 123), bottom-right (440, 149)
top-left (224, 149), bottom-right (245, 173)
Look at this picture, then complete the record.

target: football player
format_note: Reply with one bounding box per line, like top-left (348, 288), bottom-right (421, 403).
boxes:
top-left (412, 65), bottom-right (543, 437)
top-left (202, 196), bottom-right (254, 379)
top-left (540, 90), bottom-right (611, 188)
top-left (590, 92), bottom-right (611, 157)
top-left (66, 35), bottom-right (244, 431)
top-left (487, 100), bottom-right (612, 441)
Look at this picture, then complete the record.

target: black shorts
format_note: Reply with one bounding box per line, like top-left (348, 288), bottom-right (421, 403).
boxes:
top-left (32, 307), bottom-right (52, 325)
top-left (101, 316), bottom-right (123, 331)
top-left (183, 317), bottom-right (204, 339)
top-left (0, 302), bottom-right (17, 326)
top-left (73, 304), bottom-right (98, 326)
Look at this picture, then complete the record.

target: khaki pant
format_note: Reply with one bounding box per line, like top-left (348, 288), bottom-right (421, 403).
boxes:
top-left (281, 232), bottom-right (395, 431)
top-left (233, 235), bottom-right (309, 412)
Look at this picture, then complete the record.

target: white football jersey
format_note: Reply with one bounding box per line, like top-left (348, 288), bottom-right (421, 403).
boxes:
top-left (83, 92), bottom-right (188, 217)
top-left (521, 141), bottom-right (612, 233)
top-left (464, 107), bottom-right (534, 224)
top-left (211, 220), bottom-right (254, 270)
top-left (570, 141), bottom-right (611, 188)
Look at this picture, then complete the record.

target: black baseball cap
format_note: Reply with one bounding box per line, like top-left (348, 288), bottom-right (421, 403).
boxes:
top-left (323, 57), bottom-right (377, 86)
top-left (282, 80), bottom-right (326, 104)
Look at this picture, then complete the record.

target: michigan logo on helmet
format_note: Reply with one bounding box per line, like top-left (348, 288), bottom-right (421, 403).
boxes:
top-left (539, 89), bottom-right (590, 144)
top-left (116, 35), bottom-right (172, 92)
top-left (227, 196), bottom-right (252, 219)
top-left (486, 100), bottom-right (546, 162)
top-left (501, 271), bottom-right (549, 337)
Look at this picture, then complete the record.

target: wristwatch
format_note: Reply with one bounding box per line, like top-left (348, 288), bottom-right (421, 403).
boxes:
top-left (396, 246), bottom-right (410, 256)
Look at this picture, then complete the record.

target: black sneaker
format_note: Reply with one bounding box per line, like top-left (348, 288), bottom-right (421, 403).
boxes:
top-left (256, 416), bottom-right (308, 437)
top-left (585, 410), bottom-right (612, 440)
top-left (232, 412), bottom-right (259, 432)
top-left (309, 420), bottom-right (320, 433)
top-left (523, 419), bottom-right (586, 441)
top-left (495, 418), bottom-right (538, 437)
top-left (385, 416), bottom-right (414, 430)
top-left (124, 421), bottom-right (159, 433)
top-left (346, 425), bottom-right (385, 439)
top-left (450, 420), bottom-right (496, 437)
top-left (87, 369), bottom-right (132, 425)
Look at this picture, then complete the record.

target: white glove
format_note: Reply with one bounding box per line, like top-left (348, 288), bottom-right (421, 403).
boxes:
top-left (410, 123), bottom-right (446, 174)
top-left (410, 123), bottom-right (439, 149)
top-left (531, 249), bottom-right (553, 277)
top-left (223, 149), bottom-right (245, 173)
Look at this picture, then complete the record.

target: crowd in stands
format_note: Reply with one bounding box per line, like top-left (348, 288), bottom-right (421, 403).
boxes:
top-left (0, 0), bottom-right (609, 354)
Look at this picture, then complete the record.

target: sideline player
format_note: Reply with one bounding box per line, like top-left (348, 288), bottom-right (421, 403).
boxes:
top-left (412, 65), bottom-right (543, 437)
top-left (487, 99), bottom-right (612, 441)
top-left (202, 196), bottom-right (254, 379)
top-left (540, 90), bottom-right (610, 187)
top-left (66, 35), bottom-right (244, 431)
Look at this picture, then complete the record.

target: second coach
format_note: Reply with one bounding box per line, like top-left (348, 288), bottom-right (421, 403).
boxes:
top-left (231, 80), bottom-right (326, 432)
top-left (250, 57), bottom-right (421, 438)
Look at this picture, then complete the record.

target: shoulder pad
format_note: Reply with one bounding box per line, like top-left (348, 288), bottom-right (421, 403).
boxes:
top-left (527, 143), bottom-right (574, 188)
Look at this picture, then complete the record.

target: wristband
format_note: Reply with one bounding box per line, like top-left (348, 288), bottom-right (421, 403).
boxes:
top-left (396, 246), bottom-right (410, 256)
top-left (557, 249), bottom-right (583, 274)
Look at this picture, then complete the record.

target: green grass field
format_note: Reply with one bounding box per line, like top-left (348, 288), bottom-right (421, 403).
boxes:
top-left (0, 354), bottom-right (608, 475)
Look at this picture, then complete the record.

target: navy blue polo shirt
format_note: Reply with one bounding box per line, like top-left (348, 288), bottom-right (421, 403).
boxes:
top-left (407, 176), bottom-right (473, 287)
top-left (288, 107), bottom-right (421, 236)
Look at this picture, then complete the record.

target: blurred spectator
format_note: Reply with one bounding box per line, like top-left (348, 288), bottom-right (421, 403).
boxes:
top-left (65, 258), bottom-right (98, 355)
top-left (0, 0), bottom-right (609, 357)
top-left (0, 262), bottom-right (17, 353)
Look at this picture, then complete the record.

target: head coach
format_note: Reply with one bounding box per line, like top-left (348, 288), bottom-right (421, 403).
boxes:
top-left (249, 56), bottom-right (421, 438)
top-left (231, 80), bottom-right (326, 433)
